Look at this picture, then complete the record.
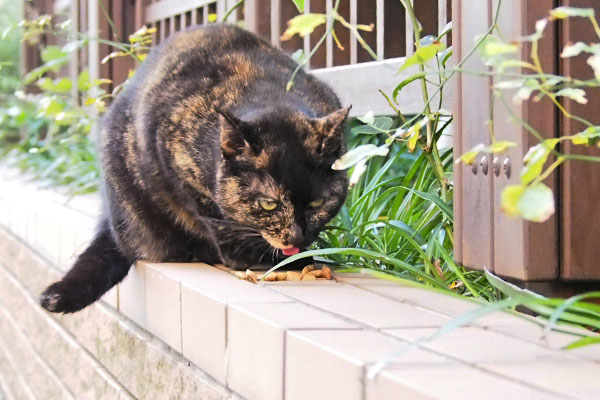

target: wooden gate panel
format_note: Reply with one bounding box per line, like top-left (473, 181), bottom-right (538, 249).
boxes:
top-left (455, 0), bottom-right (494, 272)
top-left (492, 0), bottom-right (558, 280)
top-left (560, 0), bottom-right (600, 280)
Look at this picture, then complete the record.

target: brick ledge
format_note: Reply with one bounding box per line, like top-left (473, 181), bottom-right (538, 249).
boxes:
top-left (0, 171), bottom-right (599, 400)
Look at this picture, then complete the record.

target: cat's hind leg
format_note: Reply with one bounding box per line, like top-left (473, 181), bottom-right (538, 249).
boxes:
top-left (39, 219), bottom-right (132, 313)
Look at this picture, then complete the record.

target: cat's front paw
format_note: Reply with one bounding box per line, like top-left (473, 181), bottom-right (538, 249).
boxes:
top-left (40, 281), bottom-right (88, 313)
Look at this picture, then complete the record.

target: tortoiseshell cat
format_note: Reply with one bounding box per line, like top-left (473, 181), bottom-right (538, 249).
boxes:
top-left (40, 24), bottom-right (349, 313)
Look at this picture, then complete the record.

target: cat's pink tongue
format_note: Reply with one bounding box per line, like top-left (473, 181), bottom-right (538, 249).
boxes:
top-left (282, 247), bottom-right (300, 256)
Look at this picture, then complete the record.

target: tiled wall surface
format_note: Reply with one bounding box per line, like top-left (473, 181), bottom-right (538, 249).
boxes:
top-left (0, 170), bottom-right (599, 400)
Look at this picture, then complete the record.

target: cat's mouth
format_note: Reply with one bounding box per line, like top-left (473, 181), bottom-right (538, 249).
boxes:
top-left (260, 233), bottom-right (301, 256)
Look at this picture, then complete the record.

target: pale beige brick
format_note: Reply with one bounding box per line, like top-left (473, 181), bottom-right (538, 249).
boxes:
top-left (270, 284), bottom-right (450, 328)
top-left (286, 329), bottom-right (448, 400)
top-left (366, 364), bottom-right (564, 400)
top-left (227, 302), bottom-right (357, 400)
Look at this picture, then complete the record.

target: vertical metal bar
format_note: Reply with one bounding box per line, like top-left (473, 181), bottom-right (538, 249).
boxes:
top-left (192, 7), bottom-right (198, 25)
top-left (88, 0), bottom-right (99, 82)
top-left (376, 0), bottom-right (384, 59)
top-left (303, 0), bottom-right (311, 68)
top-left (227, 0), bottom-right (237, 23)
top-left (438, 0), bottom-right (448, 45)
top-left (170, 15), bottom-right (176, 33)
top-left (270, 0), bottom-right (280, 46)
top-left (179, 13), bottom-right (185, 30)
top-left (244, 0), bottom-right (256, 31)
top-left (350, 0), bottom-right (357, 64)
top-left (160, 19), bottom-right (166, 40)
top-left (325, 0), bottom-right (332, 68)
top-left (69, 0), bottom-right (79, 102)
top-left (217, 0), bottom-right (226, 20)
top-left (203, 5), bottom-right (209, 23)
top-left (405, 0), bottom-right (414, 56)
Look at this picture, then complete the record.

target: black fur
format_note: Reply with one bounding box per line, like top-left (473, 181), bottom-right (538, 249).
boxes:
top-left (40, 24), bottom-right (348, 313)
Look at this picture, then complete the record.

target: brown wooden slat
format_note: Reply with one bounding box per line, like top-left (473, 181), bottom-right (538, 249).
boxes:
top-left (413, 0), bottom-right (438, 38)
top-left (279, 0), bottom-right (303, 54)
top-left (491, 0), bottom-right (558, 280)
top-left (560, 0), bottom-right (600, 280)
top-left (308, 0), bottom-right (327, 69)
top-left (244, 0), bottom-right (270, 40)
top-left (383, 0), bottom-right (405, 58)
top-left (457, 0), bottom-right (494, 272)
top-left (356, 0), bottom-right (377, 63)
top-left (452, 0), bottom-right (462, 264)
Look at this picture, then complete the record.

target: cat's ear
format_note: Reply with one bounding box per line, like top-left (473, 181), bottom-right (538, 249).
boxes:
top-left (218, 111), bottom-right (253, 158)
top-left (308, 106), bottom-right (351, 157)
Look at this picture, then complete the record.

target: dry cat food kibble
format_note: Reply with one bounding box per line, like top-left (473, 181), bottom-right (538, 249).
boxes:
top-left (232, 265), bottom-right (334, 283)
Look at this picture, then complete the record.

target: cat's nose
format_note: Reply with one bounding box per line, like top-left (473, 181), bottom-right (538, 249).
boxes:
top-left (287, 224), bottom-right (304, 247)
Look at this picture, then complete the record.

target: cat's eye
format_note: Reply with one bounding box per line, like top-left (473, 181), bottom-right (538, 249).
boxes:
top-left (259, 199), bottom-right (278, 210)
top-left (308, 198), bottom-right (324, 208)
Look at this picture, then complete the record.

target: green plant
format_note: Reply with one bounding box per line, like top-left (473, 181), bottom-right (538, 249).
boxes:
top-left (0, 13), bottom-right (155, 194)
top-left (457, 6), bottom-right (600, 222)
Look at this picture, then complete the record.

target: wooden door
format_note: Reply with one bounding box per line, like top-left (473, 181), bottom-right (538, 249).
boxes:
top-left (454, 0), bottom-right (600, 282)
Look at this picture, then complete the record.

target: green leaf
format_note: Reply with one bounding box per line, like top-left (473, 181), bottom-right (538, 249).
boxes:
top-left (392, 72), bottom-right (426, 102)
top-left (399, 41), bottom-right (446, 71)
top-left (357, 110), bottom-right (375, 125)
top-left (458, 141), bottom-right (516, 166)
top-left (549, 7), bottom-right (594, 19)
top-left (570, 126), bottom-right (600, 145)
top-left (521, 139), bottom-right (558, 185)
top-left (555, 88), bottom-right (588, 104)
top-left (485, 41), bottom-right (518, 56)
top-left (332, 144), bottom-right (389, 170)
top-left (587, 54), bottom-right (600, 80)
top-left (501, 183), bottom-right (555, 222)
top-left (41, 45), bottom-right (67, 63)
top-left (458, 143), bottom-right (485, 165)
top-left (77, 69), bottom-right (91, 92)
top-left (566, 336), bottom-right (600, 350)
top-left (280, 13), bottom-right (327, 40)
top-left (291, 0), bottom-right (305, 13)
top-left (403, 188), bottom-right (453, 219)
top-left (36, 77), bottom-right (72, 94)
top-left (485, 268), bottom-right (545, 301)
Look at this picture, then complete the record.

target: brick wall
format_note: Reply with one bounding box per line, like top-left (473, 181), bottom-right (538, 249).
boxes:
top-left (0, 172), bottom-right (232, 399)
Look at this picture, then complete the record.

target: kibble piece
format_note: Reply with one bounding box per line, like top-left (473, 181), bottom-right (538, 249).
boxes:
top-left (286, 271), bottom-right (302, 281)
top-left (263, 272), bottom-right (277, 281)
top-left (308, 270), bottom-right (323, 278)
top-left (321, 266), bottom-right (332, 280)
top-left (301, 265), bottom-right (315, 275)
top-left (276, 272), bottom-right (288, 281)
top-left (301, 274), bottom-right (317, 281)
top-left (245, 269), bottom-right (258, 283)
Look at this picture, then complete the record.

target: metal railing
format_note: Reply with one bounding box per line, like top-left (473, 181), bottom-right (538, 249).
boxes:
top-left (139, 0), bottom-right (452, 116)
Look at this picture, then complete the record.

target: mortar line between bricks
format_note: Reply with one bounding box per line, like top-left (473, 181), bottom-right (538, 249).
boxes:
top-left (0, 331), bottom-right (37, 400)
top-left (0, 260), bottom-right (137, 400)
top-left (0, 301), bottom-right (76, 399)
top-left (256, 284), bottom-right (582, 399)
top-left (355, 284), bottom-right (590, 357)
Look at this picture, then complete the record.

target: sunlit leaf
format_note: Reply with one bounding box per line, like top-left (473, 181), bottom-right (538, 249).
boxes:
top-left (570, 126), bottom-right (600, 145)
top-left (332, 144), bottom-right (389, 170)
top-left (291, 0), bottom-right (305, 13)
top-left (555, 88), bottom-right (587, 104)
top-left (281, 13), bottom-right (327, 40)
top-left (549, 7), bottom-right (594, 19)
top-left (521, 139), bottom-right (558, 185)
top-left (587, 54), bottom-right (600, 80)
top-left (399, 41), bottom-right (446, 71)
top-left (357, 110), bottom-right (375, 125)
top-left (501, 183), bottom-right (555, 222)
top-left (41, 45), bottom-right (67, 63)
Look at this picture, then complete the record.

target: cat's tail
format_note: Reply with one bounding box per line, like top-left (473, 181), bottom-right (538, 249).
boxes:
top-left (40, 218), bottom-right (132, 313)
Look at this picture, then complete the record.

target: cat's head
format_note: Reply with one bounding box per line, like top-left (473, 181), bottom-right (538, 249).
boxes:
top-left (215, 106), bottom-right (350, 255)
